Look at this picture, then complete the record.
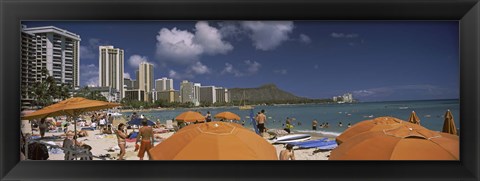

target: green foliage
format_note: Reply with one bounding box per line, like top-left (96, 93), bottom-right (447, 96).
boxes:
top-left (30, 68), bottom-right (73, 107)
top-left (73, 86), bottom-right (108, 102)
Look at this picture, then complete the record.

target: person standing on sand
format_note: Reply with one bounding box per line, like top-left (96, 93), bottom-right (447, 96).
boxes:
top-left (279, 144), bottom-right (295, 160)
top-left (38, 118), bottom-right (48, 138)
top-left (108, 114), bottom-right (114, 125)
top-left (135, 119), bottom-right (154, 160)
top-left (257, 110), bottom-right (267, 133)
top-left (312, 119), bottom-right (318, 130)
top-left (116, 123), bottom-right (127, 160)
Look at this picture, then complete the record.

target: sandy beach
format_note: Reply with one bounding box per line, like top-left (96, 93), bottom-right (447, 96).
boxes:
top-left (21, 117), bottom-right (330, 160)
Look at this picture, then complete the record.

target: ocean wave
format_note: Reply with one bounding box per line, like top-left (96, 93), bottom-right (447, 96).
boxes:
top-left (295, 130), bottom-right (342, 137)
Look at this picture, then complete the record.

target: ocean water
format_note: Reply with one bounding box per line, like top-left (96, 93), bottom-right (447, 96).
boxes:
top-left (123, 99), bottom-right (460, 137)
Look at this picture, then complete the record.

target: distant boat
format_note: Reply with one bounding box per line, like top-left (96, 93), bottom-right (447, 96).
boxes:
top-left (399, 107), bottom-right (409, 109)
top-left (239, 90), bottom-right (254, 110)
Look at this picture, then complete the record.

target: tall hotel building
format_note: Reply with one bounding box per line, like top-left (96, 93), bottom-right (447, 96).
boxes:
top-left (199, 86), bottom-right (217, 104)
top-left (180, 80), bottom-right (194, 103)
top-left (21, 25), bottom-right (81, 107)
top-left (155, 77), bottom-right (173, 91)
top-left (138, 62), bottom-right (154, 102)
top-left (98, 46), bottom-right (124, 99)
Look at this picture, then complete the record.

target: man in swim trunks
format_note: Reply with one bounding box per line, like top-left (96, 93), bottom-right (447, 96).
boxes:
top-left (279, 144), bottom-right (295, 160)
top-left (312, 119), bottom-right (318, 130)
top-left (136, 119), bottom-right (154, 160)
top-left (257, 109), bottom-right (267, 133)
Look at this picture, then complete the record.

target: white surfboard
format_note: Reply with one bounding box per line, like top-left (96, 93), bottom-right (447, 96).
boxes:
top-left (273, 134), bottom-right (312, 144)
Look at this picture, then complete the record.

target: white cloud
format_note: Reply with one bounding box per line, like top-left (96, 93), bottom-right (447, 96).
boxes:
top-left (274, 69), bottom-right (288, 75)
top-left (156, 27), bottom-right (203, 62)
top-left (194, 21), bottom-right (233, 55)
top-left (221, 63), bottom-right (243, 77)
top-left (128, 55), bottom-right (149, 68)
top-left (331, 32), bottom-right (359, 38)
top-left (168, 69), bottom-right (193, 80)
top-left (241, 21), bottom-right (294, 51)
top-left (189, 61), bottom-right (211, 75)
top-left (299, 34), bottom-right (311, 44)
top-left (221, 60), bottom-right (261, 77)
top-left (123, 72), bottom-right (131, 79)
top-left (155, 21), bottom-right (233, 63)
top-left (80, 38), bottom-right (106, 60)
top-left (245, 60), bottom-right (261, 74)
top-left (351, 84), bottom-right (459, 101)
top-left (80, 64), bottom-right (99, 87)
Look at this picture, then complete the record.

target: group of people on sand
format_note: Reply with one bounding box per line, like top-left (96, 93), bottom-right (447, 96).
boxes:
top-left (112, 113), bottom-right (154, 160)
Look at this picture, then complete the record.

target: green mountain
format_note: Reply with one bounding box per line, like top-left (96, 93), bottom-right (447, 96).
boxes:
top-left (228, 84), bottom-right (310, 104)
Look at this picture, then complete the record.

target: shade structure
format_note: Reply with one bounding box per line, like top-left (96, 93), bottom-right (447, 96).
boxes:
top-left (127, 118), bottom-right (155, 126)
top-left (442, 110), bottom-right (458, 135)
top-left (22, 97), bottom-right (121, 120)
top-left (21, 97), bottom-right (121, 160)
top-left (408, 111), bottom-right (421, 125)
top-left (330, 124), bottom-right (459, 160)
top-left (214, 111), bottom-right (241, 121)
top-left (336, 117), bottom-right (417, 145)
top-left (147, 122), bottom-right (277, 160)
top-left (175, 111), bottom-right (206, 123)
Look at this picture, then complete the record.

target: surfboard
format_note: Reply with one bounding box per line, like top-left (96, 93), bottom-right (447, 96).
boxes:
top-left (289, 138), bottom-right (328, 146)
top-left (273, 134), bottom-right (311, 143)
top-left (295, 140), bottom-right (337, 149)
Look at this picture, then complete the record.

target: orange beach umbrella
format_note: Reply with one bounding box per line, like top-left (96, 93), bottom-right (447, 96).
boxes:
top-left (214, 111), bottom-right (241, 121)
top-left (22, 97), bottom-right (121, 120)
top-left (336, 117), bottom-right (406, 145)
top-left (148, 122), bottom-right (277, 160)
top-left (442, 110), bottom-right (457, 135)
top-left (175, 111), bottom-right (206, 123)
top-left (408, 111), bottom-right (421, 125)
top-left (330, 124), bottom-right (459, 160)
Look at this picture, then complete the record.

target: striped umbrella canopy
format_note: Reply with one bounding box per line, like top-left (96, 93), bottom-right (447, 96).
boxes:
top-left (442, 110), bottom-right (457, 135)
top-left (330, 124), bottom-right (459, 160)
top-left (336, 117), bottom-right (419, 145)
top-left (214, 111), bottom-right (241, 121)
top-left (175, 111), bottom-right (206, 123)
top-left (408, 111), bottom-right (421, 125)
top-left (22, 97), bottom-right (121, 120)
top-left (148, 122), bottom-right (277, 160)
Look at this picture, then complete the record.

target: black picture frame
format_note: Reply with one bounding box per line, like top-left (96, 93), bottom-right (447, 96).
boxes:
top-left (1, 0), bottom-right (479, 180)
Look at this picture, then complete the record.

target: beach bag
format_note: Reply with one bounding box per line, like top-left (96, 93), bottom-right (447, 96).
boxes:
top-left (28, 142), bottom-right (49, 160)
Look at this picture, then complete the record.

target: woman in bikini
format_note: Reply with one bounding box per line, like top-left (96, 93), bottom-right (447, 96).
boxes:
top-left (116, 123), bottom-right (127, 160)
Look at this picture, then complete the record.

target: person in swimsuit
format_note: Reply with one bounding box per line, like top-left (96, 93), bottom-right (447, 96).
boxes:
top-left (116, 123), bottom-right (127, 160)
top-left (312, 119), bottom-right (318, 130)
top-left (136, 119), bottom-right (154, 160)
top-left (257, 110), bottom-right (267, 133)
top-left (279, 144), bottom-right (296, 160)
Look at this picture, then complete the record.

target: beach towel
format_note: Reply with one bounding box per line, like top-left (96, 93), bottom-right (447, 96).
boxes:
top-left (81, 127), bottom-right (95, 131)
top-left (126, 138), bottom-right (136, 142)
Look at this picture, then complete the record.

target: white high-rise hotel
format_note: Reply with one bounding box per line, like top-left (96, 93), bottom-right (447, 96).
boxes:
top-left (98, 46), bottom-right (124, 99)
top-left (21, 25), bottom-right (81, 106)
top-left (155, 77), bottom-right (173, 91)
top-left (138, 62), bottom-right (154, 102)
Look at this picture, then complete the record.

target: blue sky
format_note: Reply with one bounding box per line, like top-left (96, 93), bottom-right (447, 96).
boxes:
top-left (22, 21), bottom-right (459, 102)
